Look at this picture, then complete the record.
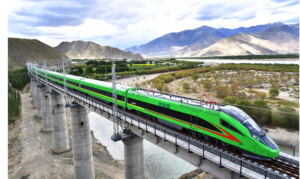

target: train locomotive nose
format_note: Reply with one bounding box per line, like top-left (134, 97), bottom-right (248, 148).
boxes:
top-left (269, 148), bottom-right (280, 158)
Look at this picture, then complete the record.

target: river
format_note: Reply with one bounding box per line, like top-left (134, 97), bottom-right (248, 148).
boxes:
top-left (89, 112), bottom-right (298, 179)
top-left (178, 59), bottom-right (299, 64)
top-left (89, 112), bottom-right (197, 179)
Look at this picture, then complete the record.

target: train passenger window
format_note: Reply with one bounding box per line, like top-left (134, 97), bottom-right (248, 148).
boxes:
top-left (167, 104), bottom-right (170, 109)
top-left (159, 102), bottom-right (162, 107)
top-left (163, 103), bottom-right (166, 108)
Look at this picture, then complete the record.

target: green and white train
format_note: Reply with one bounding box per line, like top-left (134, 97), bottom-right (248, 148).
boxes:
top-left (32, 67), bottom-right (279, 160)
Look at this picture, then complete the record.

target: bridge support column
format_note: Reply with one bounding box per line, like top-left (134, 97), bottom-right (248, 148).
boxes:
top-left (70, 102), bottom-right (95, 179)
top-left (123, 136), bottom-right (145, 179)
top-left (50, 91), bottom-right (70, 153)
top-left (40, 86), bottom-right (53, 132)
top-left (36, 84), bottom-right (43, 117)
top-left (31, 79), bottom-right (37, 108)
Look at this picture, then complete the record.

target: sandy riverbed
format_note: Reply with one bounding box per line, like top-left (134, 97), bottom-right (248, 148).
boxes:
top-left (266, 127), bottom-right (299, 146)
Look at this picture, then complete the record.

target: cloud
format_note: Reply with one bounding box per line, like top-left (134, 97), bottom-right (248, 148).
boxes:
top-left (8, 0), bottom-right (300, 49)
top-left (194, 1), bottom-right (259, 21)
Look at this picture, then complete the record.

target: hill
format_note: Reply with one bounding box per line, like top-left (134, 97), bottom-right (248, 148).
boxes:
top-left (183, 25), bottom-right (299, 57)
top-left (8, 38), bottom-right (70, 71)
top-left (124, 22), bottom-right (286, 57)
top-left (55, 40), bottom-right (143, 59)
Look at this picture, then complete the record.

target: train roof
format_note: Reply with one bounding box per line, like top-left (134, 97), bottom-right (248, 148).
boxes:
top-left (34, 68), bottom-right (133, 90)
top-left (81, 78), bottom-right (133, 91)
top-left (131, 89), bottom-right (221, 111)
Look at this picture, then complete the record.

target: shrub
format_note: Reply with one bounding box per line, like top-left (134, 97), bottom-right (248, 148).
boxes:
top-left (273, 107), bottom-right (299, 129)
top-left (269, 88), bottom-right (279, 99)
top-left (182, 82), bottom-right (190, 91)
top-left (156, 83), bottom-right (163, 91)
top-left (191, 74), bottom-right (200, 82)
top-left (252, 99), bottom-right (272, 125)
top-left (223, 96), bottom-right (237, 105)
top-left (164, 86), bottom-right (170, 93)
top-left (235, 99), bottom-right (253, 117)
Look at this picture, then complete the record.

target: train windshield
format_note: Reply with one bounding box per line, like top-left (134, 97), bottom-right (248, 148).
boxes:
top-left (242, 118), bottom-right (262, 134)
top-left (220, 106), bottom-right (251, 122)
top-left (221, 106), bottom-right (263, 135)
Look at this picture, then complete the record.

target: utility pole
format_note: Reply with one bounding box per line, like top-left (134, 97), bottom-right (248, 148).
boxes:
top-left (62, 55), bottom-right (70, 107)
top-left (35, 60), bottom-right (38, 82)
top-left (44, 60), bottom-right (48, 89)
top-left (111, 58), bottom-right (122, 142)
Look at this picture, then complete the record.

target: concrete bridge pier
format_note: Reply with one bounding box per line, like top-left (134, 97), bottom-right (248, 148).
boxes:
top-left (123, 136), bottom-right (145, 179)
top-left (36, 84), bottom-right (44, 117)
top-left (49, 91), bottom-right (70, 153)
top-left (40, 85), bottom-right (53, 132)
top-left (70, 102), bottom-right (95, 179)
top-left (31, 79), bottom-right (37, 108)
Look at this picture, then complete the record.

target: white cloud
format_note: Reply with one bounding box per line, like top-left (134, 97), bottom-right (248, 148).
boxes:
top-left (8, 0), bottom-right (299, 49)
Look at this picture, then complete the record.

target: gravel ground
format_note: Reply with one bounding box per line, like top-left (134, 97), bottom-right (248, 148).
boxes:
top-left (8, 83), bottom-right (124, 179)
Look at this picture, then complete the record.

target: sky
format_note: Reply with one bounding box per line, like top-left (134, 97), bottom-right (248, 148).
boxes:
top-left (8, 0), bottom-right (299, 50)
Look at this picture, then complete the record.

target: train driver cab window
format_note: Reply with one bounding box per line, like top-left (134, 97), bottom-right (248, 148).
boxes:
top-left (220, 106), bottom-right (264, 136)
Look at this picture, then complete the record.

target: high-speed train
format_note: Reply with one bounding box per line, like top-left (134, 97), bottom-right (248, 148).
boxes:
top-left (32, 67), bottom-right (279, 160)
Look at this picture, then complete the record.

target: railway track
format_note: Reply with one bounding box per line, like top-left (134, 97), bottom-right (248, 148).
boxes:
top-left (124, 109), bottom-right (299, 179)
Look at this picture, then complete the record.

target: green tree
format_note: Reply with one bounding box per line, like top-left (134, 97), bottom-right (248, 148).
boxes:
top-left (223, 96), bottom-right (237, 105)
top-left (274, 107), bottom-right (299, 129)
top-left (191, 74), bottom-right (200, 82)
top-left (252, 99), bottom-right (272, 125)
top-left (235, 99), bottom-right (253, 116)
top-left (182, 82), bottom-right (190, 91)
top-left (85, 65), bottom-right (94, 74)
top-left (203, 80), bottom-right (213, 91)
top-left (269, 87), bottom-right (279, 99)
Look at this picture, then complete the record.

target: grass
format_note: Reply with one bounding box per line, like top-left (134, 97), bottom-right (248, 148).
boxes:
top-left (247, 89), bottom-right (260, 95)
top-left (277, 99), bottom-right (299, 108)
top-left (20, 174), bottom-right (30, 179)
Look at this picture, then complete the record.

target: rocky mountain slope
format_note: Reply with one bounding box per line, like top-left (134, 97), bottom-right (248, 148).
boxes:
top-left (125, 22), bottom-right (286, 57)
top-left (183, 25), bottom-right (299, 57)
top-left (8, 38), bottom-right (70, 70)
top-left (55, 40), bottom-right (143, 59)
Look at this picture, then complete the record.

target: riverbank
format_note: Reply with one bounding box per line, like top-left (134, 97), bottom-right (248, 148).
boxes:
top-left (266, 127), bottom-right (299, 146)
top-left (8, 83), bottom-right (124, 178)
top-left (179, 58), bottom-right (299, 61)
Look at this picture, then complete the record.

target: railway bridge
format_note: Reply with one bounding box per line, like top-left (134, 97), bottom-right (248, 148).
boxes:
top-left (27, 64), bottom-right (299, 179)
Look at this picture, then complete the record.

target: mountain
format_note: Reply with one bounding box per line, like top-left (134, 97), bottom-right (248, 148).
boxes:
top-left (183, 25), bottom-right (299, 57)
top-left (8, 38), bottom-right (70, 71)
top-left (55, 40), bottom-right (143, 59)
top-left (125, 22), bottom-right (286, 57)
